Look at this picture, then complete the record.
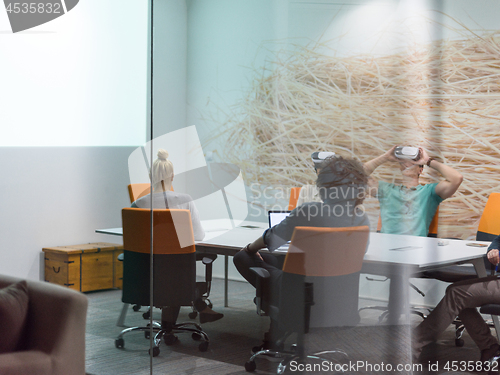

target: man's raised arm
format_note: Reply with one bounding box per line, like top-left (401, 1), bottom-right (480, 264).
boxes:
top-left (363, 145), bottom-right (398, 196)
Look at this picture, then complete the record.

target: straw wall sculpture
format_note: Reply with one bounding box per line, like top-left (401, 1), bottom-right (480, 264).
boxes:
top-left (215, 29), bottom-right (500, 239)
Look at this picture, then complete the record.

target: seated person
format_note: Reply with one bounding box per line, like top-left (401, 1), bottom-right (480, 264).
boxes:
top-left (133, 149), bottom-right (222, 326)
top-left (364, 145), bottom-right (463, 322)
top-left (132, 149), bottom-right (205, 241)
top-left (413, 234), bottom-right (500, 363)
top-left (296, 151), bottom-right (336, 206)
top-left (364, 145), bottom-right (463, 236)
top-left (234, 155), bottom-right (370, 349)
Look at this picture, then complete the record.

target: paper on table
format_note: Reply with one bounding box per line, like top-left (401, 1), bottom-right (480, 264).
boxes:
top-left (389, 246), bottom-right (422, 251)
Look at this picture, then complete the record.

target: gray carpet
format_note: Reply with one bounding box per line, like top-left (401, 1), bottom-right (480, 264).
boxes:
top-left (85, 279), bottom-right (491, 375)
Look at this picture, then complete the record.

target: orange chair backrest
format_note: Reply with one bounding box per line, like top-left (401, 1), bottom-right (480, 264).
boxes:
top-left (128, 183), bottom-right (151, 203)
top-left (478, 193), bottom-right (500, 236)
top-left (288, 187), bottom-right (302, 210)
top-left (127, 183), bottom-right (174, 203)
top-left (428, 206), bottom-right (439, 237)
top-left (282, 226), bottom-right (369, 277)
top-left (122, 208), bottom-right (195, 255)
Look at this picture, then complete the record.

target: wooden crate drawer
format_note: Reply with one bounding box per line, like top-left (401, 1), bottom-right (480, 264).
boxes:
top-left (44, 252), bottom-right (81, 291)
top-left (81, 252), bottom-right (114, 292)
top-left (43, 242), bottom-right (123, 292)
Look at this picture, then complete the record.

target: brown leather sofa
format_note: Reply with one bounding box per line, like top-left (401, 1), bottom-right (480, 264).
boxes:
top-left (0, 274), bottom-right (88, 375)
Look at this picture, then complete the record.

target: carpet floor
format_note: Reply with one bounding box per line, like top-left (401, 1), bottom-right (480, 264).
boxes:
top-left (85, 278), bottom-right (494, 375)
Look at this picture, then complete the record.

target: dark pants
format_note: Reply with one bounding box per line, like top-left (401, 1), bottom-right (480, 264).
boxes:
top-left (233, 250), bottom-right (283, 306)
top-left (233, 250), bottom-right (284, 342)
top-left (161, 288), bottom-right (209, 328)
top-left (414, 275), bottom-right (500, 355)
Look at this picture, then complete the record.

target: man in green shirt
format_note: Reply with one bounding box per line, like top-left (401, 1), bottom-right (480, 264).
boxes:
top-left (364, 145), bottom-right (463, 322)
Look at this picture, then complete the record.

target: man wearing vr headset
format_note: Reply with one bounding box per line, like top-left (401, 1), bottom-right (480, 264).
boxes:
top-left (234, 153), bottom-right (370, 353)
top-left (296, 151), bottom-right (337, 206)
top-left (363, 145), bottom-right (463, 324)
top-left (364, 145), bottom-right (463, 237)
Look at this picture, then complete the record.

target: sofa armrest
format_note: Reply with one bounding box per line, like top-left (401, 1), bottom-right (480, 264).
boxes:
top-left (0, 350), bottom-right (52, 375)
top-left (0, 275), bottom-right (88, 375)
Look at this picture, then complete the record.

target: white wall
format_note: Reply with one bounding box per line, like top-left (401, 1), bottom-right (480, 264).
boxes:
top-left (0, 147), bottom-right (133, 279)
top-left (150, 0), bottom-right (188, 138)
top-left (186, 0), bottom-right (286, 153)
top-left (0, 0), bottom-right (148, 147)
top-left (0, 1), bottom-right (149, 280)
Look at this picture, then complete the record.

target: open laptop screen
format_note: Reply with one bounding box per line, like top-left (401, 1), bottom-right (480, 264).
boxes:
top-left (268, 210), bottom-right (291, 228)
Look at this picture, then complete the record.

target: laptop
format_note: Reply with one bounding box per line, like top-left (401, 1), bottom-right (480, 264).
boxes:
top-left (268, 210), bottom-right (291, 228)
top-left (267, 210), bottom-right (291, 252)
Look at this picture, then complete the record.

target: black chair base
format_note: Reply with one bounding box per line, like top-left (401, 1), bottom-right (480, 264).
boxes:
top-left (115, 320), bottom-right (209, 356)
top-left (358, 304), bottom-right (430, 324)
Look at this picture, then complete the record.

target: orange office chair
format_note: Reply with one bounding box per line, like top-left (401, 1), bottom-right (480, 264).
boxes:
top-left (477, 192), bottom-right (500, 241)
top-left (427, 207), bottom-right (439, 237)
top-left (245, 226), bottom-right (369, 372)
top-left (127, 183), bottom-right (151, 203)
top-left (122, 182), bottom-right (204, 325)
top-left (115, 208), bottom-right (209, 356)
top-left (288, 187), bottom-right (302, 210)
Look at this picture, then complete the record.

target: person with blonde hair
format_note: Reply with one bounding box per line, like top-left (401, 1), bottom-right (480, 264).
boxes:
top-left (133, 149), bottom-right (204, 240)
top-left (132, 149), bottom-right (223, 328)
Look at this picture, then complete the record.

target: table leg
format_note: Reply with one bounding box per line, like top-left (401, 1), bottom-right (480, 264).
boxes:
top-left (386, 266), bottom-right (411, 325)
top-left (117, 303), bottom-right (129, 327)
top-left (224, 255), bottom-right (229, 307)
top-left (402, 267), bottom-right (411, 324)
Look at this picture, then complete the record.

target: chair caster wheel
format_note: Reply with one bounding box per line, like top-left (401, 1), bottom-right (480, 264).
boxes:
top-left (245, 361), bottom-right (256, 372)
top-left (199, 341), bottom-right (209, 352)
top-left (149, 346), bottom-right (160, 357)
top-left (115, 338), bottom-right (124, 349)
top-left (455, 338), bottom-right (464, 347)
top-left (145, 331), bottom-right (150, 339)
top-left (189, 311), bottom-right (198, 319)
top-left (142, 311), bottom-right (151, 320)
top-left (192, 332), bottom-right (202, 341)
top-left (164, 334), bottom-right (178, 345)
top-left (133, 304), bottom-right (141, 312)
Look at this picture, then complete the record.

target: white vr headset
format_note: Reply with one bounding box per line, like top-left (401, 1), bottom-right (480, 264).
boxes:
top-left (311, 151), bottom-right (336, 165)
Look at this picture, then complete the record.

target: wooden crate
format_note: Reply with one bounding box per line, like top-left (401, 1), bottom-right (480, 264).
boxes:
top-left (43, 242), bottom-right (123, 292)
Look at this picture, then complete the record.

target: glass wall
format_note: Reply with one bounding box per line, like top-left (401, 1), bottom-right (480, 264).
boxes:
top-left (2, 0), bottom-right (499, 374)
top-left (124, 0), bottom-right (500, 372)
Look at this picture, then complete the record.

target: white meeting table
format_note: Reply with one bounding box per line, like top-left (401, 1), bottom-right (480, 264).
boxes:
top-left (97, 220), bottom-right (497, 331)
